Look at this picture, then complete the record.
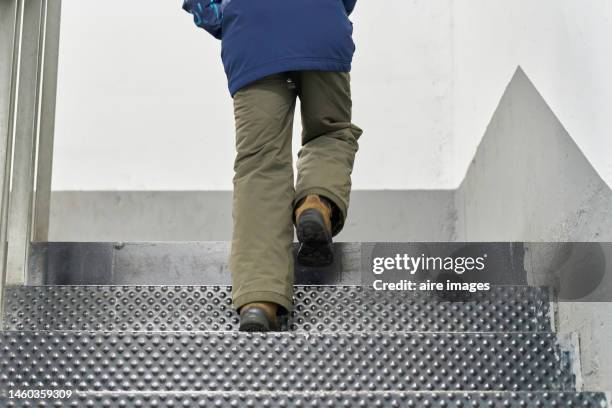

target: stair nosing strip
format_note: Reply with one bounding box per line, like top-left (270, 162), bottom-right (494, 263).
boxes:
top-left (1, 329), bottom-right (559, 335)
top-left (37, 390), bottom-right (601, 396)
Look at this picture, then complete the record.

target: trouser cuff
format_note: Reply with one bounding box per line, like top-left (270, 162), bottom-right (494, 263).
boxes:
top-left (233, 290), bottom-right (294, 314)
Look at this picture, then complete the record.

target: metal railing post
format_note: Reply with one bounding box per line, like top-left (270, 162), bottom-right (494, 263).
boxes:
top-left (0, 0), bottom-right (21, 328)
top-left (5, 0), bottom-right (46, 286)
top-left (0, 0), bottom-right (61, 323)
top-left (33, 0), bottom-right (61, 242)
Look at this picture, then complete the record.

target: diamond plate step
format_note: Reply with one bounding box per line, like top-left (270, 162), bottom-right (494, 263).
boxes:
top-left (3, 285), bottom-right (551, 332)
top-left (1, 392), bottom-right (608, 408)
top-left (0, 331), bottom-right (573, 392)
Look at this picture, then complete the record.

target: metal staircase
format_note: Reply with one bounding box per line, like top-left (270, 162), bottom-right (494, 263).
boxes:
top-left (0, 242), bottom-right (609, 407)
top-left (0, 1), bottom-right (610, 406)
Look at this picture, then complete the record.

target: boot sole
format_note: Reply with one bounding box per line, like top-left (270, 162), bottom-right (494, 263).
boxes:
top-left (239, 320), bottom-right (269, 332)
top-left (296, 209), bottom-right (334, 267)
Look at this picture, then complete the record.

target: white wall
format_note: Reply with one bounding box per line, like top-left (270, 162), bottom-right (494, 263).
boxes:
top-left (52, 0), bottom-right (454, 190)
top-left (51, 0), bottom-right (612, 191)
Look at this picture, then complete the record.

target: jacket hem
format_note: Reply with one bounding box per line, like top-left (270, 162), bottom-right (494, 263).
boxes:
top-left (228, 57), bottom-right (352, 96)
top-left (233, 290), bottom-right (293, 314)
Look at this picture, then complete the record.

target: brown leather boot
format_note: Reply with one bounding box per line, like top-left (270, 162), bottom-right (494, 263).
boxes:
top-left (294, 194), bottom-right (334, 266)
top-left (239, 302), bottom-right (278, 332)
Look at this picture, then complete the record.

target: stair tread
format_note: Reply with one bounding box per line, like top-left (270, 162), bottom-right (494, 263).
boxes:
top-left (0, 331), bottom-right (573, 392)
top-left (3, 285), bottom-right (551, 332)
top-left (1, 392), bottom-right (608, 408)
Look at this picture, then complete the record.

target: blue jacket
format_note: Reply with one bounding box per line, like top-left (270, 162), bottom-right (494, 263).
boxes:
top-left (183, 0), bottom-right (357, 96)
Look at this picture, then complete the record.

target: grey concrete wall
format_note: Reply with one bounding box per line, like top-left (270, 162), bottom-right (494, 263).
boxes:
top-left (48, 190), bottom-right (456, 242)
top-left (455, 67), bottom-right (612, 242)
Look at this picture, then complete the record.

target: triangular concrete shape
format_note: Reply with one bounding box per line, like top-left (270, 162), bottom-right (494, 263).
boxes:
top-left (455, 66), bottom-right (612, 241)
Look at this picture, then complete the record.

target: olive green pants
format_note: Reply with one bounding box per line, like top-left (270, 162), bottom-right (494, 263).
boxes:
top-left (230, 70), bottom-right (362, 314)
